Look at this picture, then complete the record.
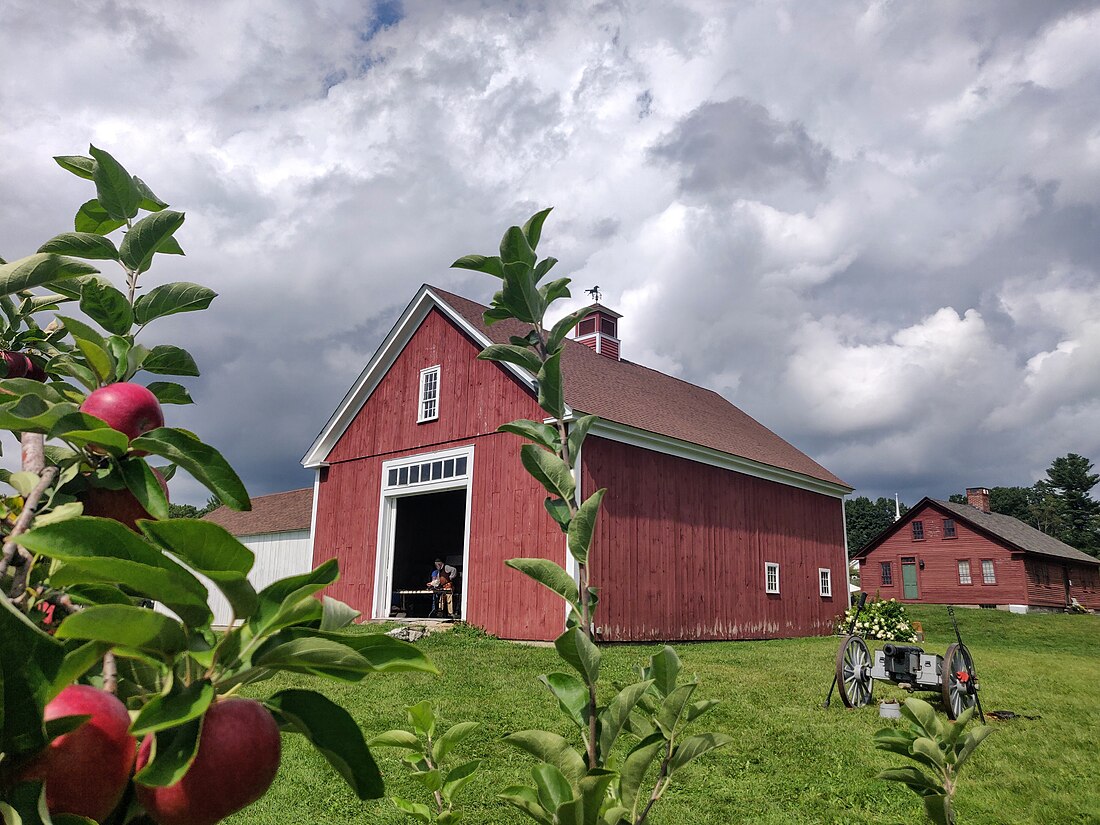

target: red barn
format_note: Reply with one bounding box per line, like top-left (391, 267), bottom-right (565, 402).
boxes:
top-left (854, 488), bottom-right (1100, 612)
top-left (302, 285), bottom-right (853, 641)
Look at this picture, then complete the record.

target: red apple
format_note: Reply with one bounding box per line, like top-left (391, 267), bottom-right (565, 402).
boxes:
top-left (79, 383), bottom-right (164, 442)
top-left (136, 698), bottom-right (281, 825)
top-left (25, 357), bottom-right (48, 382)
top-left (20, 685), bottom-right (137, 822)
top-left (0, 351), bottom-right (29, 379)
top-left (79, 468), bottom-right (170, 531)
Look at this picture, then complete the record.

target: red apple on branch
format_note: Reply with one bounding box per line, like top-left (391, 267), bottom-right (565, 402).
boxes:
top-left (79, 382), bottom-right (164, 442)
top-left (136, 698), bottom-right (281, 825)
top-left (20, 684), bottom-right (137, 822)
top-left (79, 467), bottom-right (170, 530)
top-left (0, 351), bottom-right (29, 379)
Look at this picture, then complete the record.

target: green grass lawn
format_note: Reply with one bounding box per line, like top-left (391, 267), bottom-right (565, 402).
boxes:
top-left (232, 606), bottom-right (1100, 824)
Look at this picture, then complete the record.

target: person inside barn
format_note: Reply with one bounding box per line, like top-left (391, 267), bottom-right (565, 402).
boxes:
top-left (427, 558), bottom-right (457, 617)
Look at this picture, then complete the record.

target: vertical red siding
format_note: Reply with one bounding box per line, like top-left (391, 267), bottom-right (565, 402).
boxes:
top-left (859, 504), bottom-right (1027, 604)
top-left (582, 437), bottom-right (846, 641)
top-left (1025, 559), bottom-right (1100, 609)
top-left (313, 309), bottom-right (564, 640)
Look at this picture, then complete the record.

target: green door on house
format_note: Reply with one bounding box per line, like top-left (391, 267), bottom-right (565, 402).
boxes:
top-left (901, 556), bottom-right (919, 599)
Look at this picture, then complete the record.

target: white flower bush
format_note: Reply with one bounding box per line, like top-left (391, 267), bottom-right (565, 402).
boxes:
top-left (837, 597), bottom-right (918, 642)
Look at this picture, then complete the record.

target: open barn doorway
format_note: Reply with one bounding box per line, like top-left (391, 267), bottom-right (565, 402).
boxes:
top-left (389, 489), bottom-right (466, 619)
top-left (373, 445), bottom-right (474, 622)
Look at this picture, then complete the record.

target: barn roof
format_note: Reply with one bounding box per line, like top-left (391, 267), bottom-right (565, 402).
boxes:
top-left (203, 488), bottom-right (313, 537)
top-left (854, 497), bottom-right (1100, 566)
top-left (302, 284), bottom-right (850, 495)
top-left (434, 288), bottom-right (849, 490)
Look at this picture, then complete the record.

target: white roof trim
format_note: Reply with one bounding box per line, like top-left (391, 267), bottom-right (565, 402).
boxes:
top-left (301, 285), bottom-right (540, 467)
top-left (586, 418), bottom-right (852, 499)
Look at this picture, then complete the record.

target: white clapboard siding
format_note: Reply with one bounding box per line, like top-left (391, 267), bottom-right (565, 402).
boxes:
top-left (207, 529), bottom-right (313, 626)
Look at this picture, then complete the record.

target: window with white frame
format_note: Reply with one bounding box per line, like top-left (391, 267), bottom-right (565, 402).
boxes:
top-left (981, 559), bottom-right (996, 584)
top-left (418, 365), bottom-right (440, 422)
top-left (765, 562), bottom-right (780, 594)
top-left (957, 560), bottom-right (972, 584)
top-left (818, 568), bottom-right (832, 597)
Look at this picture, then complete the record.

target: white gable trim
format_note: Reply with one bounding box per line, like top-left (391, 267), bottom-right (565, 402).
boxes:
top-left (301, 285), bottom-right (540, 468)
top-left (585, 418), bottom-right (852, 498)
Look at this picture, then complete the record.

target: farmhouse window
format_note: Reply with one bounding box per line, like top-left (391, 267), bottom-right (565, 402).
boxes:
top-left (943, 519), bottom-right (956, 539)
top-left (957, 560), bottom-right (972, 585)
top-left (818, 568), bottom-right (832, 597)
top-left (881, 562), bottom-right (893, 585)
top-left (911, 521), bottom-right (924, 540)
top-left (981, 559), bottom-right (996, 585)
top-left (765, 562), bottom-right (780, 594)
top-left (418, 366), bottom-right (440, 422)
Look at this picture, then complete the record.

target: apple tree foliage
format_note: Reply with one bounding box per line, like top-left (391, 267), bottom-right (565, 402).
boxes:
top-left (448, 211), bottom-right (732, 825)
top-left (0, 148), bottom-right (435, 824)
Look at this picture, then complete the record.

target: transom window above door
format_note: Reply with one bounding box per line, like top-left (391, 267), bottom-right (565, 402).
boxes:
top-left (386, 455), bottom-right (468, 489)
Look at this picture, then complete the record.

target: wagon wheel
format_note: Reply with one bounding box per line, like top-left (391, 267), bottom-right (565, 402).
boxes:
top-left (835, 634), bottom-right (874, 708)
top-left (942, 642), bottom-right (978, 720)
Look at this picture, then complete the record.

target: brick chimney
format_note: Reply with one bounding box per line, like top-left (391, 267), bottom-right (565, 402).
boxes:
top-left (966, 487), bottom-right (991, 513)
top-left (573, 304), bottom-right (622, 361)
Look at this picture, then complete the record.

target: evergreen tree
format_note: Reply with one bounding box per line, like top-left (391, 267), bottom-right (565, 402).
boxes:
top-left (845, 496), bottom-right (907, 557)
top-left (1044, 453), bottom-right (1100, 556)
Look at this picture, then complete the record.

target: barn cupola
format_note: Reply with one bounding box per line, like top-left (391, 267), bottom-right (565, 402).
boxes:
top-left (573, 303), bottom-right (623, 361)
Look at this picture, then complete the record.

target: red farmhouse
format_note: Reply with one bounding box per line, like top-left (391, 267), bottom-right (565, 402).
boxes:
top-left (855, 488), bottom-right (1100, 612)
top-left (302, 285), bottom-right (852, 642)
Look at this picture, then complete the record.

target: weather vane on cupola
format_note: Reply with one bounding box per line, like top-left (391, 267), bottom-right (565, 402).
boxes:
top-left (585, 286), bottom-right (601, 302)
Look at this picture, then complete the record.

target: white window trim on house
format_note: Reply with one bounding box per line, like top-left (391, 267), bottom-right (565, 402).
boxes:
top-left (981, 559), bottom-right (996, 585)
top-left (418, 365), bottom-right (440, 423)
top-left (818, 568), bottom-right (832, 597)
top-left (765, 562), bottom-right (780, 594)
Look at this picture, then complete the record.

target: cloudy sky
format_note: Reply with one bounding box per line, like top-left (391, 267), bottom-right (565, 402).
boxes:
top-left (2, 0), bottom-right (1099, 506)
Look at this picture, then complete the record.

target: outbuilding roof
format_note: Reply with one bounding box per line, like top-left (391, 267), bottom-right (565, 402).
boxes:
top-left (203, 488), bottom-right (313, 537)
top-left (433, 287), bottom-right (849, 489)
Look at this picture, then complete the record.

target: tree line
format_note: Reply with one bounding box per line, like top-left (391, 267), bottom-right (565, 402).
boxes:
top-left (845, 453), bottom-right (1100, 558)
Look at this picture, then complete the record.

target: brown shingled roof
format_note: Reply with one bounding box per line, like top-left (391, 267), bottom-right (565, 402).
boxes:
top-left (433, 286), bottom-right (849, 489)
top-left (932, 499), bottom-right (1100, 565)
top-left (203, 488), bottom-right (313, 536)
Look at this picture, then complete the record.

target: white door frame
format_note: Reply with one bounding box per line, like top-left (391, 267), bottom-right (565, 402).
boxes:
top-left (373, 445), bottom-right (474, 619)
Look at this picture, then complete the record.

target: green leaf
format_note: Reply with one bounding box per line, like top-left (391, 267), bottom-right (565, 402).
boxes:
top-left (450, 254), bottom-right (504, 278)
top-left (131, 680), bottom-right (215, 735)
top-left (120, 456), bottom-right (170, 520)
top-left (523, 208), bottom-right (553, 250)
top-left (57, 315), bottom-right (115, 383)
top-left (119, 210), bottom-right (185, 273)
top-left (544, 497), bottom-right (572, 532)
top-left (531, 763), bottom-right (573, 813)
top-left (506, 558), bottom-right (579, 605)
top-left (18, 517), bottom-right (212, 626)
top-left (478, 344), bottom-right (542, 373)
top-left (134, 282), bottom-right (215, 325)
top-left (54, 155), bottom-right (96, 180)
top-left (598, 680), bottom-right (653, 761)
top-left (140, 344), bottom-right (200, 376)
top-left (432, 721), bottom-right (480, 764)
top-left (411, 768), bottom-right (442, 793)
top-left (320, 596), bottom-right (360, 631)
top-left (684, 699), bottom-right (720, 724)
top-left (548, 307), bottom-right (596, 353)
top-left (922, 794), bottom-right (953, 825)
top-left (536, 350), bottom-right (564, 419)
top-left (955, 725), bottom-right (994, 770)
top-left (392, 798), bottom-right (434, 823)
top-left (900, 698), bottom-right (943, 741)
top-left (876, 766), bottom-right (944, 795)
top-left (0, 396), bottom-right (78, 435)
top-left (0, 779), bottom-right (51, 825)
top-left (157, 236), bottom-right (185, 255)
top-left (568, 488), bottom-right (605, 566)
top-left (619, 733), bottom-right (665, 812)
top-left (134, 718), bottom-right (202, 787)
top-left (503, 730), bottom-right (586, 786)
top-left (139, 518), bottom-right (258, 620)
top-left (267, 689), bottom-right (384, 800)
top-left (532, 256), bottom-right (558, 284)
top-left (248, 560), bottom-right (338, 637)
top-left (498, 786), bottom-right (553, 825)
top-left (73, 199), bottom-right (125, 235)
top-left (253, 634), bottom-right (384, 681)
top-left (499, 419), bottom-right (559, 451)
top-left (144, 381), bottom-right (193, 405)
top-left (910, 736), bottom-right (946, 770)
top-left (655, 683), bottom-right (697, 738)
top-left (442, 759), bottom-right (480, 803)
top-left (47, 354), bottom-right (98, 391)
top-left (79, 280), bottom-right (133, 335)
top-left (48, 642), bottom-right (110, 699)
top-left (37, 232), bottom-right (120, 261)
top-left (578, 769), bottom-right (617, 825)
top-left (0, 254), bottom-right (99, 298)
top-left (130, 427), bottom-right (249, 511)
top-left (554, 627), bottom-right (600, 687)
top-left (0, 597), bottom-right (65, 756)
top-left (89, 145), bottom-right (141, 220)
top-left (540, 277), bottom-right (571, 307)
top-left (520, 444), bottom-right (575, 503)
top-left (644, 647), bottom-right (681, 698)
top-left (55, 605), bottom-right (188, 657)
top-left (368, 729), bottom-right (421, 750)
top-left (407, 700), bottom-right (436, 738)
top-left (500, 226), bottom-right (537, 269)
top-left (668, 732), bottom-right (733, 772)
top-left (539, 672), bottom-right (588, 731)
top-left (133, 176), bottom-right (168, 212)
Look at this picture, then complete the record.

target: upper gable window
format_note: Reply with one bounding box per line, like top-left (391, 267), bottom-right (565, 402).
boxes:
top-left (418, 366), bottom-right (440, 423)
top-left (943, 519), bottom-right (957, 539)
top-left (911, 521), bottom-right (924, 540)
